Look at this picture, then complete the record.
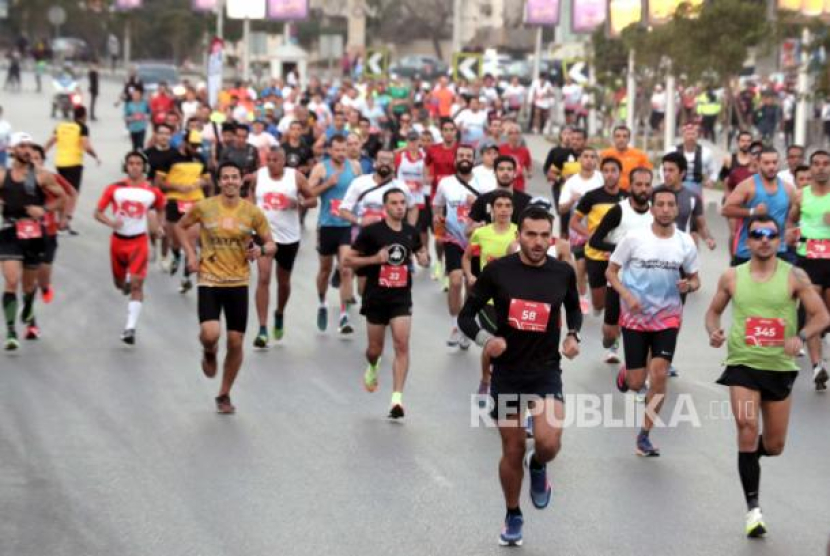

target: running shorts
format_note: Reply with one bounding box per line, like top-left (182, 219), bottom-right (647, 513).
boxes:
top-left (717, 365), bottom-right (798, 402)
top-left (621, 328), bottom-right (679, 370)
top-left (110, 233), bottom-right (149, 282)
top-left (198, 285), bottom-right (249, 333)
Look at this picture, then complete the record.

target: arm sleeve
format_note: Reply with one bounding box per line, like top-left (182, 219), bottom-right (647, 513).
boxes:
top-left (458, 263), bottom-right (498, 341)
top-left (588, 204), bottom-right (622, 253)
top-left (563, 265), bottom-right (583, 333)
top-left (574, 192), bottom-right (591, 216)
top-left (543, 149), bottom-right (555, 175)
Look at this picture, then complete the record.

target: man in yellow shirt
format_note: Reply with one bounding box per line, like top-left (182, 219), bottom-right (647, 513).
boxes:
top-left (601, 125), bottom-right (651, 193)
top-left (175, 161), bottom-right (276, 414)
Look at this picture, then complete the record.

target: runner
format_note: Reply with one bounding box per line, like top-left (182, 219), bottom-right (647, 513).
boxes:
top-left (160, 130), bottom-right (213, 293)
top-left (458, 205), bottom-right (582, 547)
top-left (463, 190), bottom-right (517, 397)
top-left (144, 123), bottom-right (179, 267)
top-left (657, 152), bottom-right (717, 249)
top-left (498, 123), bottom-right (532, 193)
top-left (570, 157), bottom-right (626, 362)
top-left (433, 144), bottom-right (487, 349)
top-left (787, 149), bottom-right (830, 390)
top-left (425, 118), bottom-right (459, 281)
top-left (250, 147), bottom-right (316, 347)
top-left (590, 167), bottom-right (655, 370)
top-left (0, 133), bottom-right (66, 349)
top-left (669, 123), bottom-right (718, 198)
top-left (557, 147), bottom-right (603, 312)
top-left (307, 135), bottom-right (361, 333)
top-left (720, 130), bottom-right (754, 196)
top-left (43, 105), bottom-right (100, 235)
top-left (94, 151), bottom-right (165, 344)
top-left (469, 155), bottom-right (533, 226)
top-left (723, 147), bottom-right (795, 266)
top-left (600, 125), bottom-right (651, 192)
top-left (705, 214), bottom-right (829, 537)
top-left (175, 161), bottom-right (276, 414)
top-left (394, 131), bottom-right (431, 252)
top-left (28, 144), bottom-right (77, 305)
top-left (608, 187), bottom-right (700, 456)
top-left (343, 188), bottom-right (428, 418)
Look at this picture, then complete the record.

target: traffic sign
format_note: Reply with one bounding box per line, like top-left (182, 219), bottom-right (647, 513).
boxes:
top-left (364, 48), bottom-right (389, 78)
top-left (453, 53), bottom-right (483, 81)
top-left (48, 5), bottom-right (67, 26)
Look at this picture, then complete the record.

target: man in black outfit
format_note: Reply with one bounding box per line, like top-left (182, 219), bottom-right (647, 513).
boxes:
top-left (88, 62), bottom-right (99, 121)
top-left (459, 205), bottom-right (582, 548)
top-left (469, 155), bottom-right (532, 226)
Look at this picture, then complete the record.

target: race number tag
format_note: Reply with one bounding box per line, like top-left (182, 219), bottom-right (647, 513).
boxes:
top-left (379, 264), bottom-right (408, 288)
top-left (456, 205), bottom-right (471, 223)
top-left (329, 199), bottom-right (343, 217)
top-left (508, 299), bottom-right (551, 332)
top-left (264, 192), bottom-right (289, 211)
top-left (177, 201), bottom-right (195, 214)
top-left (745, 317), bottom-right (785, 347)
top-left (16, 219), bottom-right (42, 240)
top-left (405, 180), bottom-right (421, 193)
top-left (362, 208), bottom-right (385, 225)
top-left (806, 239), bottom-right (830, 259)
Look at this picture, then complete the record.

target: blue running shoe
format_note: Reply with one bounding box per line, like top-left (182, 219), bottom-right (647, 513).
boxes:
top-left (498, 514), bottom-right (524, 546)
top-left (636, 431), bottom-right (660, 457)
top-left (524, 450), bottom-right (552, 509)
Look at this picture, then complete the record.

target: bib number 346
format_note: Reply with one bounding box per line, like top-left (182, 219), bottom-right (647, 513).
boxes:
top-left (508, 299), bottom-right (551, 332)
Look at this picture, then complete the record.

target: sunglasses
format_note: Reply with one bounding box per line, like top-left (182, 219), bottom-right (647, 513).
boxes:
top-left (749, 228), bottom-right (779, 240)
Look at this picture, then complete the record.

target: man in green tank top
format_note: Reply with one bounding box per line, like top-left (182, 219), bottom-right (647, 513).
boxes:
top-left (705, 214), bottom-right (829, 539)
top-left (787, 150), bottom-right (830, 391)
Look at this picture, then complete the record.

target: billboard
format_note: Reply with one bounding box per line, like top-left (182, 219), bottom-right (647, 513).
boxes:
top-left (608, 0), bottom-right (643, 37)
top-left (114, 0), bottom-right (141, 9)
top-left (647, 0), bottom-right (703, 25)
top-left (226, 0), bottom-right (266, 19)
top-left (267, 0), bottom-right (309, 20)
top-left (192, 0), bottom-right (218, 11)
top-left (525, 0), bottom-right (561, 25)
top-left (572, 0), bottom-right (607, 33)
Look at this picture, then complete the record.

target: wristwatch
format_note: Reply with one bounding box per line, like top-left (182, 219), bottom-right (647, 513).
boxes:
top-left (566, 330), bottom-right (581, 343)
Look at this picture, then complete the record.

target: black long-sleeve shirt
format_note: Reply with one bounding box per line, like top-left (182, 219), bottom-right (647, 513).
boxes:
top-left (458, 253), bottom-right (581, 375)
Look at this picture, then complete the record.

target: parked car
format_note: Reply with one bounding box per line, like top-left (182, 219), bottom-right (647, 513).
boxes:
top-left (50, 37), bottom-right (93, 63)
top-left (135, 62), bottom-right (182, 94)
top-left (389, 55), bottom-right (449, 81)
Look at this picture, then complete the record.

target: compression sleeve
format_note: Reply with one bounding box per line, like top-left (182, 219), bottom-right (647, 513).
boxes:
top-left (588, 203), bottom-right (622, 253)
top-left (458, 263), bottom-right (497, 344)
top-left (563, 265), bottom-right (583, 333)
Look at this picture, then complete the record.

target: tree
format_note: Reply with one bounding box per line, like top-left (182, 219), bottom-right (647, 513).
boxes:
top-left (367, 0), bottom-right (452, 59)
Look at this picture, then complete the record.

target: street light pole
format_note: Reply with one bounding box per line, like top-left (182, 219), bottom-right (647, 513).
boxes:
top-left (664, 68), bottom-right (676, 152)
top-left (794, 26), bottom-right (810, 145)
top-left (452, 0), bottom-right (463, 55)
top-left (242, 16), bottom-right (251, 81)
top-left (626, 49), bottom-right (636, 136)
top-left (216, 0), bottom-right (224, 40)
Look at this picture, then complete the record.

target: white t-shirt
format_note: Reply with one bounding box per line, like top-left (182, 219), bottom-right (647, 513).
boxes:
top-left (396, 150), bottom-right (428, 205)
top-left (777, 169), bottom-right (795, 186)
top-left (651, 91), bottom-right (667, 113)
top-left (0, 120), bottom-right (11, 153)
top-left (455, 109), bottom-right (488, 146)
top-left (341, 174), bottom-right (413, 226)
top-left (472, 165), bottom-right (497, 195)
top-left (181, 100), bottom-right (201, 124)
top-left (248, 131), bottom-right (278, 151)
top-left (528, 80), bottom-right (554, 109)
top-left (433, 175), bottom-right (490, 247)
top-left (562, 83), bottom-right (583, 109)
top-left (560, 171), bottom-right (604, 246)
top-left (503, 84), bottom-right (526, 109)
top-left (254, 167), bottom-right (301, 244)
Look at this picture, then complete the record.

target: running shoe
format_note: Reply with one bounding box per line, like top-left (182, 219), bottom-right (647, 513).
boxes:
top-left (579, 296), bottom-right (590, 315)
top-left (120, 328), bottom-right (135, 345)
top-left (745, 507), bottom-right (767, 538)
top-left (338, 314), bottom-right (354, 335)
top-left (442, 276), bottom-right (449, 292)
top-left (388, 404), bottom-right (405, 419)
top-left (431, 260), bottom-right (443, 281)
top-left (498, 514), bottom-right (524, 547)
top-left (635, 384), bottom-right (648, 404)
top-left (68, 227), bottom-right (79, 236)
top-left (4, 333), bottom-right (19, 351)
top-left (604, 343), bottom-right (620, 364)
top-left (25, 324), bottom-right (40, 340)
top-left (253, 327), bottom-right (268, 349)
top-left (636, 431), bottom-right (660, 457)
top-left (41, 287), bottom-right (54, 304)
top-left (202, 349), bottom-right (218, 378)
top-left (813, 365), bottom-right (829, 392)
top-left (477, 381), bottom-right (490, 408)
top-left (615, 366), bottom-right (629, 393)
top-left (525, 414), bottom-right (534, 438)
top-left (668, 365), bottom-right (679, 377)
top-left (458, 333), bottom-right (471, 350)
top-left (215, 394), bottom-right (236, 415)
top-left (122, 280), bottom-right (132, 296)
top-left (159, 255), bottom-right (171, 273)
top-left (447, 327), bottom-right (460, 348)
top-left (169, 255), bottom-right (180, 276)
top-left (364, 358), bottom-right (380, 393)
top-left (317, 306), bottom-right (328, 332)
top-left (273, 313), bottom-right (284, 341)
top-left (331, 267), bottom-right (341, 288)
top-left (20, 303), bottom-right (34, 325)
top-left (179, 278), bottom-right (193, 294)
top-left (524, 449), bottom-right (552, 509)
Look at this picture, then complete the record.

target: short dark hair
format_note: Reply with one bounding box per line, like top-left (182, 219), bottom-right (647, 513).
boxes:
top-left (217, 161), bottom-right (243, 177)
top-left (662, 151), bottom-right (687, 175)
top-left (629, 166), bottom-right (653, 184)
top-left (518, 206), bottom-right (553, 231)
top-left (570, 128), bottom-right (587, 139)
top-left (155, 123), bottom-right (174, 134)
top-left (382, 187), bottom-right (407, 203)
top-left (440, 117), bottom-right (456, 130)
top-left (490, 189), bottom-right (514, 207)
top-left (786, 144), bottom-right (805, 155)
top-left (749, 140), bottom-right (765, 152)
top-left (494, 155), bottom-right (517, 170)
top-left (600, 156), bottom-right (622, 172)
top-left (73, 105), bottom-right (87, 120)
top-left (737, 130), bottom-right (753, 141)
top-left (235, 124), bottom-right (250, 134)
top-left (613, 125), bottom-right (631, 136)
top-left (456, 144), bottom-right (475, 158)
top-left (793, 164), bottom-right (810, 179)
top-left (330, 134), bottom-right (347, 146)
top-left (652, 187), bottom-right (678, 204)
top-left (759, 146), bottom-right (778, 158)
top-left (810, 150), bottom-right (830, 164)
top-left (30, 144), bottom-right (45, 160)
top-left (747, 213), bottom-right (780, 233)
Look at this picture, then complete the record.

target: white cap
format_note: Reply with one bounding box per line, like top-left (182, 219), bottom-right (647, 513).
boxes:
top-left (10, 132), bottom-right (33, 147)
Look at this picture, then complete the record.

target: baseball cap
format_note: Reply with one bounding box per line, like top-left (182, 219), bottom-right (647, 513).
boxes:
top-left (10, 132), bottom-right (33, 147)
top-left (187, 129), bottom-right (203, 144)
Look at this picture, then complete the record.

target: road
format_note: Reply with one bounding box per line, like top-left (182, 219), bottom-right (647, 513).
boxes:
top-left (1, 74), bottom-right (828, 556)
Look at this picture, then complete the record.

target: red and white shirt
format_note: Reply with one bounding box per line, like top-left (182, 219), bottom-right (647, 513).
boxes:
top-left (97, 181), bottom-right (165, 236)
top-left (395, 150), bottom-right (427, 207)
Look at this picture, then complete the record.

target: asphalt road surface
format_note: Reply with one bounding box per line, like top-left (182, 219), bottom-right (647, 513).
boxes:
top-left (1, 74), bottom-right (828, 556)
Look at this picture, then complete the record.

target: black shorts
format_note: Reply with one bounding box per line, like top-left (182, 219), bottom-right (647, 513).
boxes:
top-left (165, 200), bottom-right (186, 223)
top-left (489, 368), bottom-right (564, 420)
top-left (361, 300), bottom-right (412, 325)
top-left (717, 365), bottom-right (798, 402)
top-left (586, 258), bottom-right (609, 290)
top-left (444, 242), bottom-right (464, 274)
top-left (572, 244), bottom-right (585, 261)
top-left (797, 255), bottom-right (830, 290)
top-left (604, 286), bottom-right (620, 326)
top-left (57, 165), bottom-right (83, 191)
top-left (275, 242), bottom-right (300, 272)
top-left (42, 235), bottom-right (58, 265)
top-left (416, 204), bottom-right (432, 233)
top-left (0, 228), bottom-right (44, 269)
top-left (317, 226), bottom-right (350, 256)
top-left (197, 285), bottom-right (248, 333)
top-left (622, 328), bottom-right (679, 370)
top-left (477, 303), bottom-right (498, 335)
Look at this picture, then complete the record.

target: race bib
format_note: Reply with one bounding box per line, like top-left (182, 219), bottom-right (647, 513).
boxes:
top-left (379, 264), bottom-right (408, 288)
top-left (263, 192), bottom-right (290, 211)
top-left (745, 317), bottom-right (785, 347)
top-left (329, 199), bottom-right (343, 217)
top-left (470, 244), bottom-right (481, 257)
top-left (508, 298), bottom-right (551, 332)
top-left (362, 208), bottom-right (385, 225)
top-left (221, 217), bottom-right (237, 231)
top-left (16, 219), bottom-right (42, 240)
top-left (177, 201), bottom-right (195, 214)
top-left (405, 180), bottom-right (422, 193)
top-left (806, 239), bottom-right (830, 259)
top-left (456, 205), bottom-right (471, 223)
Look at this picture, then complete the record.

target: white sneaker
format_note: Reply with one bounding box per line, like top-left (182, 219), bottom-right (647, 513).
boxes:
top-left (458, 333), bottom-right (471, 350)
top-left (159, 256), bottom-right (171, 273)
top-left (447, 328), bottom-right (460, 348)
top-left (604, 346), bottom-right (620, 364)
top-left (745, 507), bottom-right (766, 538)
top-left (813, 364), bottom-right (829, 392)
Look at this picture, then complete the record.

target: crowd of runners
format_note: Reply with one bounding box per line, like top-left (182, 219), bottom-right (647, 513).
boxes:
top-left (2, 70), bottom-right (830, 548)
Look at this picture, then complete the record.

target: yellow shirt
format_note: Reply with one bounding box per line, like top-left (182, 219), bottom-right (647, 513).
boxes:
top-left (54, 121), bottom-right (87, 168)
top-left (163, 155), bottom-right (209, 202)
top-left (190, 197), bottom-right (270, 288)
top-left (470, 223), bottom-right (517, 271)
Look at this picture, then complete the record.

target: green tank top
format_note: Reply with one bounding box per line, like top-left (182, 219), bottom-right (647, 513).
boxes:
top-left (797, 186), bottom-right (830, 257)
top-left (726, 261), bottom-right (798, 371)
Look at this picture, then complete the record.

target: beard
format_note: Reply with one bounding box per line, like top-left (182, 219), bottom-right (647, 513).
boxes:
top-left (456, 161), bottom-right (473, 174)
top-left (376, 165), bottom-right (393, 178)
